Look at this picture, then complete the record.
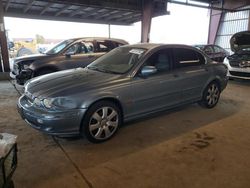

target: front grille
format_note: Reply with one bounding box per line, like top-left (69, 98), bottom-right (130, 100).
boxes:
top-left (229, 71), bottom-right (250, 78)
top-left (25, 91), bottom-right (34, 104)
top-left (13, 64), bottom-right (19, 74)
top-left (229, 61), bottom-right (240, 68)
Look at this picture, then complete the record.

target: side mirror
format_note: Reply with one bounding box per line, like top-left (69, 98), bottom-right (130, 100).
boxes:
top-left (140, 66), bottom-right (157, 77)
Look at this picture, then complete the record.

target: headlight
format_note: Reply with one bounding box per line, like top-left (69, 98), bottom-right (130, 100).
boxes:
top-left (43, 98), bottom-right (53, 109)
top-left (43, 97), bottom-right (77, 109)
top-left (34, 98), bottom-right (42, 107)
top-left (223, 58), bottom-right (229, 65)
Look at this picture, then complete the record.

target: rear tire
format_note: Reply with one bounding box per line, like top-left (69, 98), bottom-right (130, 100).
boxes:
top-left (199, 82), bottom-right (221, 108)
top-left (81, 101), bottom-right (122, 143)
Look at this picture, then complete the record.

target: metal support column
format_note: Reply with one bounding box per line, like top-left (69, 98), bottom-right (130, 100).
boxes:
top-left (0, 1), bottom-right (10, 72)
top-left (248, 10), bottom-right (250, 30)
top-left (141, 0), bottom-right (153, 43)
top-left (108, 24), bottom-right (111, 38)
top-left (207, 9), bottom-right (222, 44)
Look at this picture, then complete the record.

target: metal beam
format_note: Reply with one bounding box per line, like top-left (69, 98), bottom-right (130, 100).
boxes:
top-left (5, 0), bottom-right (11, 12)
top-left (207, 9), bottom-right (222, 44)
top-left (69, 7), bottom-right (93, 17)
top-left (93, 10), bottom-right (119, 20)
top-left (55, 5), bottom-right (72, 16)
top-left (79, 9), bottom-right (107, 19)
top-left (69, 7), bottom-right (82, 17)
top-left (118, 13), bottom-right (141, 22)
top-left (40, 2), bottom-right (53, 15)
top-left (141, 0), bottom-right (153, 42)
top-left (105, 11), bottom-right (133, 21)
top-left (44, 0), bottom-right (142, 12)
top-left (23, 0), bottom-right (35, 13)
top-left (167, 0), bottom-right (232, 12)
top-left (0, 1), bottom-right (10, 72)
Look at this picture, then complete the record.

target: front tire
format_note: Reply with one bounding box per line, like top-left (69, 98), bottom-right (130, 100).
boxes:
top-left (199, 82), bottom-right (221, 108)
top-left (81, 101), bottom-right (121, 143)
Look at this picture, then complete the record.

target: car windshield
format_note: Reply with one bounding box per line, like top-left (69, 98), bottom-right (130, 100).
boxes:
top-left (87, 47), bottom-right (146, 74)
top-left (194, 45), bottom-right (205, 50)
top-left (45, 39), bottom-right (74, 55)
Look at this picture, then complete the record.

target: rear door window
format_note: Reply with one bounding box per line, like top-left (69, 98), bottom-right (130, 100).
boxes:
top-left (95, 40), bottom-right (115, 52)
top-left (173, 48), bottom-right (205, 68)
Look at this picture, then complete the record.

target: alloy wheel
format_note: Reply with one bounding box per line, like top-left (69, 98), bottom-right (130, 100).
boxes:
top-left (206, 83), bottom-right (220, 106)
top-left (88, 106), bottom-right (119, 140)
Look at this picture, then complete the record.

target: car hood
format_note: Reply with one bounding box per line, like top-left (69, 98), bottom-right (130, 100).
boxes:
top-left (25, 68), bottom-right (124, 98)
top-left (14, 53), bottom-right (50, 63)
top-left (230, 31), bottom-right (250, 52)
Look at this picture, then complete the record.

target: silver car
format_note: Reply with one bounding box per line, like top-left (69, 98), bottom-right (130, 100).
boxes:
top-left (17, 44), bottom-right (228, 143)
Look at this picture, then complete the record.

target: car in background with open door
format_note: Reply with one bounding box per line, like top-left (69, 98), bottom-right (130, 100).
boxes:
top-left (10, 37), bottom-right (128, 85)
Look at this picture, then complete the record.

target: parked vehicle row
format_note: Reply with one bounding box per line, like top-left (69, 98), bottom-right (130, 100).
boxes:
top-left (10, 37), bottom-right (128, 85)
top-left (17, 43), bottom-right (228, 143)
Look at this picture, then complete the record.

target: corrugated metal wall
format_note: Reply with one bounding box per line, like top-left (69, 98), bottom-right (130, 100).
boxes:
top-left (215, 7), bottom-right (250, 53)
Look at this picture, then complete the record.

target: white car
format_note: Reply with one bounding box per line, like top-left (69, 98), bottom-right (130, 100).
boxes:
top-left (223, 31), bottom-right (250, 79)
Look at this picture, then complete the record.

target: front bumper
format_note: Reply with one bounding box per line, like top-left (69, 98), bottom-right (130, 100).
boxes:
top-left (10, 69), bottom-right (33, 85)
top-left (225, 61), bottom-right (250, 79)
top-left (17, 95), bottom-right (87, 136)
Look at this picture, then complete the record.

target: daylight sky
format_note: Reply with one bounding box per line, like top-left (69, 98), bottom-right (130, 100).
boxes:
top-left (4, 3), bottom-right (210, 45)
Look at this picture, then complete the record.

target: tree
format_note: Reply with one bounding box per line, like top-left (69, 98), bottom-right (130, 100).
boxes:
top-left (35, 34), bottom-right (45, 44)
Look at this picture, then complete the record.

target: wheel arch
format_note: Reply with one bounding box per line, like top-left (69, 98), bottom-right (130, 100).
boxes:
top-left (79, 97), bottom-right (124, 141)
top-left (209, 77), bottom-right (222, 91)
top-left (90, 97), bottom-right (123, 118)
top-left (204, 77), bottom-right (222, 92)
top-left (81, 96), bottom-right (124, 126)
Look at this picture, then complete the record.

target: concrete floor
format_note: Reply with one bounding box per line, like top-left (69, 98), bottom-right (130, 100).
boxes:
top-left (0, 79), bottom-right (250, 188)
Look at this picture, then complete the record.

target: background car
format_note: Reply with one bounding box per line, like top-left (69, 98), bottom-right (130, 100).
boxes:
top-left (17, 44), bottom-right (228, 143)
top-left (10, 37), bottom-right (128, 85)
top-left (194, 44), bottom-right (229, 63)
top-left (223, 31), bottom-right (250, 79)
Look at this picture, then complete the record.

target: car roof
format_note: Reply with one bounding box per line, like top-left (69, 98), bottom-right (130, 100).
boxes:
top-left (122, 43), bottom-right (198, 50)
top-left (69, 37), bottom-right (128, 44)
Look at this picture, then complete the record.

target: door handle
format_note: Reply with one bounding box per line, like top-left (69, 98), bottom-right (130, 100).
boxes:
top-left (88, 55), bottom-right (94, 58)
top-left (173, 74), bottom-right (179, 78)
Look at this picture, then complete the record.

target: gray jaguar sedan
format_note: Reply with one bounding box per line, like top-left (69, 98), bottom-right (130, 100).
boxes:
top-left (17, 44), bottom-right (228, 143)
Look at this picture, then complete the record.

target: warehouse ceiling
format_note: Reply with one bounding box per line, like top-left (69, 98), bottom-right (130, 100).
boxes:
top-left (1, 0), bottom-right (249, 25)
top-left (2, 0), bottom-right (169, 25)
